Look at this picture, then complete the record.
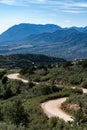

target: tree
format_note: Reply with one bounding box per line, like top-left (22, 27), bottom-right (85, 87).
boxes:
top-left (2, 77), bottom-right (8, 85)
top-left (9, 100), bottom-right (29, 127)
top-left (41, 85), bottom-right (51, 95)
top-left (63, 61), bottom-right (72, 68)
top-left (74, 101), bottom-right (87, 126)
top-left (0, 107), bottom-right (3, 121)
top-left (28, 81), bottom-right (34, 89)
top-left (81, 60), bottom-right (87, 68)
top-left (3, 87), bottom-right (13, 99)
top-left (0, 70), bottom-right (6, 79)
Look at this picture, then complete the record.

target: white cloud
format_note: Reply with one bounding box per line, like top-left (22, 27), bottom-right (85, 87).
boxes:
top-left (0, 0), bottom-right (87, 14)
top-left (0, 0), bottom-right (15, 5)
top-left (63, 9), bottom-right (87, 13)
top-left (37, 0), bottom-right (46, 2)
top-left (73, 2), bottom-right (87, 8)
top-left (26, 0), bottom-right (47, 4)
top-left (53, 1), bottom-right (87, 14)
top-left (0, 0), bottom-right (47, 5)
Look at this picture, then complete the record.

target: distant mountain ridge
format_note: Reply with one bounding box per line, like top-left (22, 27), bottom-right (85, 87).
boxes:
top-left (68, 26), bottom-right (87, 33)
top-left (0, 23), bottom-right (62, 42)
top-left (0, 23), bottom-right (87, 60)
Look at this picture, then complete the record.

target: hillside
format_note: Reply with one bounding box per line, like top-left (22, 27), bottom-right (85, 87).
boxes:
top-left (0, 54), bottom-right (65, 68)
top-left (0, 60), bottom-right (87, 129)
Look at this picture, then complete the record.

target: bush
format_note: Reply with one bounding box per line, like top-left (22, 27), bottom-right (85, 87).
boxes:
top-left (41, 85), bottom-right (51, 95)
top-left (32, 84), bottom-right (52, 96)
top-left (3, 86), bottom-right (13, 99)
top-left (81, 81), bottom-right (87, 88)
top-left (48, 117), bottom-right (58, 128)
top-left (20, 67), bottom-right (34, 76)
top-left (0, 123), bottom-right (25, 130)
top-left (81, 60), bottom-right (87, 68)
top-left (62, 61), bottom-right (72, 68)
top-left (0, 70), bottom-right (6, 79)
top-left (7, 100), bottom-right (29, 126)
top-left (2, 76), bottom-right (8, 85)
top-left (69, 76), bottom-right (82, 85)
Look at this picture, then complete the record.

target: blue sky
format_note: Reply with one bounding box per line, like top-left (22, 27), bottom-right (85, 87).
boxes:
top-left (0, 0), bottom-right (87, 34)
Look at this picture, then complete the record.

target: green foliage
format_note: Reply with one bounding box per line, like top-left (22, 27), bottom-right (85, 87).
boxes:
top-left (0, 54), bottom-right (65, 69)
top-left (20, 67), bottom-right (35, 76)
top-left (8, 100), bottom-right (29, 126)
top-left (62, 94), bottom-right (87, 127)
top-left (80, 60), bottom-right (87, 68)
top-left (41, 85), bottom-right (51, 95)
top-left (81, 81), bottom-right (87, 88)
top-left (0, 62), bottom-right (87, 129)
top-left (32, 84), bottom-right (52, 96)
top-left (7, 80), bottom-right (23, 95)
top-left (0, 123), bottom-right (26, 130)
top-left (0, 79), bottom-right (25, 99)
top-left (0, 107), bottom-right (3, 121)
top-left (74, 106), bottom-right (84, 126)
top-left (69, 75), bottom-right (82, 85)
top-left (62, 61), bottom-right (72, 68)
top-left (3, 86), bottom-right (13, 99)
top-left (48, 117), bottom-right (58, 129)
top-left (0, 70), bottom-right (6, 79)
top-left (2, 76), bottom-right (8, 85)
top-left (28, 81), bottom-right (35, 89)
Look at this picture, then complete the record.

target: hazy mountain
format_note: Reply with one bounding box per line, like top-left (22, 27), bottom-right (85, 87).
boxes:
top-left (0, 24), bottom-right (87, 60)
top-left (25, 28), bottom-right (80, 43)
top-left (67, 26), bottom-right (87, 33)
top-left (0, 23), bottom-right (62, 42)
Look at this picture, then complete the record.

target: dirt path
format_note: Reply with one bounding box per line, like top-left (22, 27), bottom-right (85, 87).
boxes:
top-left (41, 97), bottom-right (73, 122)
top-left (7, 73), bottom-right (28, 83)
top-left (7, 73), bottom-right (87, 122)
top-left (41, 87), bottom-right (87, 122)
top-left (72, 86), bottom-right (87, 93)
top-left (81, 88), bottom-right (87, 93)
top-left (7, 73), bottom-right (39, 85)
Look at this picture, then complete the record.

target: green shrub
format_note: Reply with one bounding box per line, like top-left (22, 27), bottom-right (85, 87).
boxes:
top-left (5, 100), bottom-right (29, 126)
top-left (0, 70), bottom-right (6, 79)
top-left (81, 81), bottom-right (87, 88)
top-left (69, 75), bottom-right (82, 85)
top-left (2, 76), bottom-right (8, 85)
top-left (0, 123), bottom-right (25, 130)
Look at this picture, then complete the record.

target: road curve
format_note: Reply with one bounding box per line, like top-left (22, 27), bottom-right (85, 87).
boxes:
top-left (41, 87), bottom-right (87, 122)
top-left (41, 97), bottom-right (73, 122)
top-left (7, 73), bottom-right (28, 83)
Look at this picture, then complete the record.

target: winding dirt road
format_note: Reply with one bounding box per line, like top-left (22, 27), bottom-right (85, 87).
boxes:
top-left (41, 88), bottom-right (87, 122)
top-left (7, 73), bottom-right (39, 85)
top-left (7, 73), bottom-right (28, 83)
top-left (7, 73), bottom-right (87, 122)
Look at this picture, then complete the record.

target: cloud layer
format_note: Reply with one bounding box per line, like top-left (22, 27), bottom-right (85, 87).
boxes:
top-left (0, 0), bottom-right (87, 13)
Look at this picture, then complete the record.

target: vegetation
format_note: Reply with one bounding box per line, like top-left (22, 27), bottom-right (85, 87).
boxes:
top-left (0, 59), bottom-right (87, 129)
top-left (0, 54), bottom-right (65, 68)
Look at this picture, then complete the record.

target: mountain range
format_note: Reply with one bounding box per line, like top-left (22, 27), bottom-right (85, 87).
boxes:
top-left (0, 23), bottom-right (87, 60)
